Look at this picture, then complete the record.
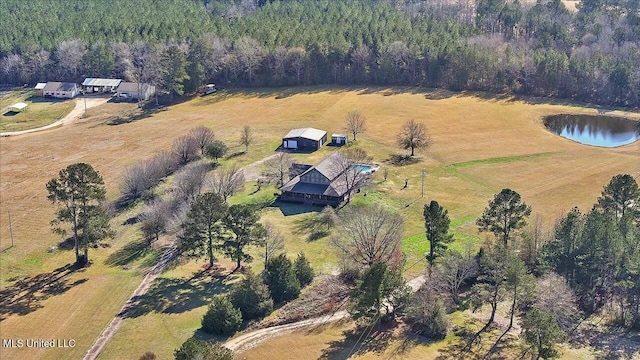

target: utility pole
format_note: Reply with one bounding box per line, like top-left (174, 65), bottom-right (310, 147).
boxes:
top-left (421, 169), bottom-right (426, 198)
top-left (8, 210), bottom-right (14, 248)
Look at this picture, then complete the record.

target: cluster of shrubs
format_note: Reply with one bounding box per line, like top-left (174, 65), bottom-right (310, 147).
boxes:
top-left (173, 338), bottom-right (233, 360)
top-left (404, 287), bottom-right (448, 340)
top-left (200, 253), bottom-right (314, 336)
top-left (120, 126), bottom-right (223, 202)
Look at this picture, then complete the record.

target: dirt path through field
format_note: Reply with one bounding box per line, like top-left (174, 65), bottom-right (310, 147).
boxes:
top-left (241, 152), bottom-right (280, 181)
top-left (225, 274), bottom-right (427, 353)
top-left (0, 96), bottom-right (109, 137)
top-left (82, 245), bottom-right (178, 360)
top-left (82, 154), bottom-right (283, 360)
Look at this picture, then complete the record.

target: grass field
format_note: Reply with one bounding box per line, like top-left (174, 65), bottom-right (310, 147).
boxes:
top-left (0, 86), bottom-right (638, 359)
top-left (0, 90), bottom-right (75, 132)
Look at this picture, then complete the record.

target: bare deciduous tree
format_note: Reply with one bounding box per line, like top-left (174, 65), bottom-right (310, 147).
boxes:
top-left (317, 206), bottom-right (338, 230)
top-left (344, 111), bottom-right (367, 141)
top-left (139, 200), bottom-right (171, 246)
top-left (235, 36), bottom-right (264, 83)
top-left (174, 163), bottom-right (209, 204)
top-left (149, 150), bottom-right (180, 178)
top-left (240, 125), bottom-right (253, 153)
top-left (535, 273), bottom-right (580, 332)
top-left (54, 39), bottom-right (86, 81)
top-left (333, 205), bottom-right (404, 267)
top-left (432, 248), bottom-right (479, 305)
top-left (520, 214), bottom-right (551, 268)
top-left (397, 119), bottom-right (430, 157)
top-left (331, 148), bottom-right (371, 204)
top-left (262, 152), bottom-right (293, 186)
top-left (208, 165), bottom-right (245, 202)
top-left (120, 163), bottom-right (153, 199)
top-left (189, 126), bottom-right (215, 155)
top-left (351, 44), bottom-right (373, 82)
top-left (287, 47), bottom-right (308, 83)
top-left (261, 222), bottom-right (285, 268)
top-left (120, 150), bottom-right (181, 200)
top-left (172, 135), bottom-right (200, 165)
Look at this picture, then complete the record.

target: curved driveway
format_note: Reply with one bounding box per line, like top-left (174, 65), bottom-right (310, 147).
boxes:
top-left (1, 97), bottom-right (109, 137)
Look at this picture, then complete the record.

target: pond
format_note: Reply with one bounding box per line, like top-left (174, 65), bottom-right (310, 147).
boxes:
top-left (543, 114), bottom-right (640, 147)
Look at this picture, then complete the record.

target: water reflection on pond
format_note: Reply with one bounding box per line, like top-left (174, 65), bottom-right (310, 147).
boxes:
top-left (543, 114), bottom-right (640, 147)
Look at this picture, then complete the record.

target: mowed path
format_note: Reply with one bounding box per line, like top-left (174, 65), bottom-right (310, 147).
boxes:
top-left (0, 97), bottom-right (109, 137)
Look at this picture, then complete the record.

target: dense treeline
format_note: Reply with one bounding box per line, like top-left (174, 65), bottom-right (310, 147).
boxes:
top-left (1, 0), bottom-right (639, 107)
top-left (540, 174), bottom-right (640, 328)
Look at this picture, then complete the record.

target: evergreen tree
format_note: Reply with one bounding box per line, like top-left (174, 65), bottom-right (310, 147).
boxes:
top-left (46, 163), bottom-right (114, 266)
top-left (229, 271), bottom-right (274, 320)
top-left (201, 296), bottom-right (242, 335)
top-left (476, 188), bottom-right (532, 247)
top-left (423, 200), bottom-right (454, 270)
top-left (161, 45), bottom-right (189, 102)
top-left (264, 254), bottom-right (300, 303)
top-left (178, 192), bottom-right (227, 268)
top-left (293, 252), bottom-right (315, 287)
top-left (221, 204), bottom-right (266, 270)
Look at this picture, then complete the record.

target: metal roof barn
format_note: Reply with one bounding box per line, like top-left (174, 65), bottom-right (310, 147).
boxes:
top-left (283, 128), bottom-right (327, 141)
top-left (82, 78), bottom-right (122, 87)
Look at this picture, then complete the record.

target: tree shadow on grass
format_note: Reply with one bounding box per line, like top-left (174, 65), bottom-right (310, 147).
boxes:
top-left (270, 200), bottom-right (322, 217)
top-left (435, 319), bottom-right (486, 360)
top-left (573, 323), bottom-right (640, 360)
top-left (386, 154), bottom-right (420, 166)
top-left (105, 106), bottom-right (167, 126)
top-left (319, 322), bottom-right (395, 360)
top-left (293, 213), bottom-right (330, 242)
top-left (119, 270), bottom-right (235, 318)
top-left (104, 240), bottom-right (150, 267)
top-left (0, 264), bottom-right (87, 321)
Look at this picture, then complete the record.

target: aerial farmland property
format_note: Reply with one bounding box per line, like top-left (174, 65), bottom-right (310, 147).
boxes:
top-left (1, 1), bottom-right (639, 360)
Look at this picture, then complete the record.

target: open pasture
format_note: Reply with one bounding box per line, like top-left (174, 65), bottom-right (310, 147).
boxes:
top-left (0, 87), bottom-right (638, 359)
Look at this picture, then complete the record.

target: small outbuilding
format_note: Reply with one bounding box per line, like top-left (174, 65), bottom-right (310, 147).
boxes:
top-left (115, 82), bottom-right (155, 101)
top-left (282, 127), bottom-right (327, 151)
top-left (42, 82), bottom-right (80, 98)
top-left (34, 83), bottom-right (47, 96)
top-left (82, 78), bottom-right (122, 93)
top-left (8, 102), bottom-right (28, 113)
top-left (331, 134), bottom-right (348, 146)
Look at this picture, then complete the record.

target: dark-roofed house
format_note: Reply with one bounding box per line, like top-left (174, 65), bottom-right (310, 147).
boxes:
top-left (282, 128), bottom-right (327, 151)
top-left (279, 152), bottom-right (363, 207)
top-left (82, 78), bottom-right (122, 93)
top-left (42, 82), bottom-right (80, 98)
top-left (115, 82), bottom-right (155, 101)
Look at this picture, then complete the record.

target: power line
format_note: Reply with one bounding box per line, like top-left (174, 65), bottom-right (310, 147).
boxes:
top-left (8, 210), bottom-right (14, 248)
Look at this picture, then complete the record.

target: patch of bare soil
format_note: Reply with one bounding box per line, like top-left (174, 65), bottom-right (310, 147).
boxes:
top-left (254, 275), bottom-right (351, 330)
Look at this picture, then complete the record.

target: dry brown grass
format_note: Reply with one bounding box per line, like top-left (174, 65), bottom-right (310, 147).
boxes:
top-left (0, 87), bottom-right (638, 359)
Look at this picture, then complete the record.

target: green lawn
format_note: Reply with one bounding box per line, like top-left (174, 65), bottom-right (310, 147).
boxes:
top-left (0, 90), bottom-right (75, 132)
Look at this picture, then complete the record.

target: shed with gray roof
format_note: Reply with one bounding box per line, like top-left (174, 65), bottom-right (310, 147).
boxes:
top-left (42, 82), bottom-right (80, 98)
